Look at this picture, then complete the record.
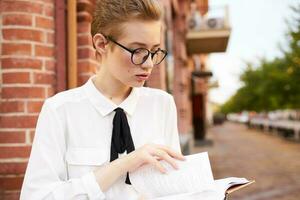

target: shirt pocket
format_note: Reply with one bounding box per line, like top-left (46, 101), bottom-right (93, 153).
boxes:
top-left (66, 147), bottom-right (109, 179)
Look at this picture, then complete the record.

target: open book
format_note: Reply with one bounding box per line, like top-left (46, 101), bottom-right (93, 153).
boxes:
top-left (129, 152), bottom-right (254, 200)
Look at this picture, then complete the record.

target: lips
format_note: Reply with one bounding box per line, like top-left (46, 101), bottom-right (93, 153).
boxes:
top-left (135, 73), bottom-right (150, 81)
top-left (136, 73), bottom-right (149, 77)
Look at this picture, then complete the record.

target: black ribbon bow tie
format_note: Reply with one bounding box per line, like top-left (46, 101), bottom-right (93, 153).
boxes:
top-left (110, 107), bottom-right (135, 184)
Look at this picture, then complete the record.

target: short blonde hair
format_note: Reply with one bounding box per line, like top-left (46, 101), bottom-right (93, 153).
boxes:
top-left (91, 0), bottom-right (162, 40)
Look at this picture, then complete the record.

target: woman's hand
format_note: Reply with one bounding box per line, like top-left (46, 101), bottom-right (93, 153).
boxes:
top-left (94, 143), bottom-right (185, 192)
top-left (122, 143), bottom-right (186, 174)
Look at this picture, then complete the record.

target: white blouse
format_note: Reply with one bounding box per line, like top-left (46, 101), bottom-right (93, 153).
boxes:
top-left (20, 75), bottom-right (181, 200)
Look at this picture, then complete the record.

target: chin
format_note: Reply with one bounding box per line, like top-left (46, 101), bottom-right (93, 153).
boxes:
top-left (132, 82), bottom-right (145, 87)
top-left (130, 81), bottom-right (146, 88)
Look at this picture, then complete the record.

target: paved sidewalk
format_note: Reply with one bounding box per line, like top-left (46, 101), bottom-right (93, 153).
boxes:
top-left (192, 122), bottom-right (300, 200)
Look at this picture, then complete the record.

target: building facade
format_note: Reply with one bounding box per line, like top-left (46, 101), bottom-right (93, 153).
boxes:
top-left (0, 0), bottom-right (230, 198)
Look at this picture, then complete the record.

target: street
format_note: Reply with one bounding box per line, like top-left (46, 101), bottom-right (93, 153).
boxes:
top-left (192, 122), bottom-right (300, 200)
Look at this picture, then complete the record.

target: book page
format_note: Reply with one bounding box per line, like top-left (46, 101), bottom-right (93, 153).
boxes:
top-left (130, 152), bottom-right (215, 198)
top-left (150, 189), bottom-right (225, 200)
top-left (149, 178), bottom-right (252, 200)
top-left (214, 177), bottom-right (250, 193)
top-left (225, 180), bottom-right (255, 194)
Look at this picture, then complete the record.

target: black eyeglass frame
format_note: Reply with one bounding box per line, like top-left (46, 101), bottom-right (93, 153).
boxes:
top-left (104, 35), bottom-right (168, 66)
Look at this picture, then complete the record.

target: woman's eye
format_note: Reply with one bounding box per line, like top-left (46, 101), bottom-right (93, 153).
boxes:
top-left (130, 46), bottom-right (142, 50)
top-left (134, 49), bottom-right (144, 54)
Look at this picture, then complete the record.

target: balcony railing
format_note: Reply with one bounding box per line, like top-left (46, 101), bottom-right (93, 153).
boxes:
top-left (186, 5), bottom-right (231, 55)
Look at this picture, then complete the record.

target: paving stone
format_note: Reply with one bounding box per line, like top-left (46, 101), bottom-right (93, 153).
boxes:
top-left (191, 122), bottom-right (300, 200)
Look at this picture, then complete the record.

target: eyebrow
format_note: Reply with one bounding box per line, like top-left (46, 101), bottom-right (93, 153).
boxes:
top-left (129, 42), bottom-right (161, 48)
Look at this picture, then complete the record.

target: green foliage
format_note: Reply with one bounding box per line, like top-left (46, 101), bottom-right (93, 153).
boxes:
top-left (221, 4), bottom-right (300, 114)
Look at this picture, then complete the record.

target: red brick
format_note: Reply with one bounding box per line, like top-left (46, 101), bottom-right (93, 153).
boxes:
top-left (2, 14), bottom-right (32, 26)
top-left (2, 72), bottom-right (31, 84)
top-left (78, 48), bottom-right (94, 59)
top-left (30, 130), bottom-right (35, 143)
top-left (27, 101), bottom-right (44, 113)
top-left (0, 116), bottom-right (38, 129)
top-left (0, 191), bottom-right (20, 200)
top-left (45, 60), bottom-right (55, 71)
top-left (78, 35), bottom-right (92, 46)
top-left (35, 0), bottom-right (54, 4)
top-left (2, 87), bottom-right (45, 98)
top-left (3, 29), bottom-right (44, 43)
top-left (0, 176), bottom-right (24, 190)
top-left (46, 0), bottom-right (54, 3)
top-left (0, 146), bottom-right (32, 159)
top-left (45, 6), bottom-right (54, 17)
top-left (0, 162), bottom-right (28, 175)
top-left (77, 11), bottom-right (93, 23)
top-left (0, 101), bottom-right (25, 113)
top-left (0, 131), bottom-right (26, 144)
top-left (35, 16), bottom-right (54, 29)
top-left (2, 43), bottom-right (31, 56)
top-left (78, 61), bottom-right (97, 74)
top-left (2, 1), bottom-right (43, 14)
top-left (1, 58), bottom-right (42, 70)
top-left (77, 22), bottom-right (90, 33)
top-left (46, 87), bottom-right (56, 97)
top-left (35, 45), bottom-right (54, 57)
top-left (34, 72), bottom-right (55, 85)
top-left (47, 32), bottom-right (55, 44)
top-left (78, 74), bottom-right (91, 85)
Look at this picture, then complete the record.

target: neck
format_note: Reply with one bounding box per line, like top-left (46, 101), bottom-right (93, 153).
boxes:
top-left (93, 69), bottom-right (132, 105)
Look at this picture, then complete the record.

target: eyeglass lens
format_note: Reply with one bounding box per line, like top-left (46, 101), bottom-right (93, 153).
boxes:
top-left (132, 49), bottom-right (166, 65)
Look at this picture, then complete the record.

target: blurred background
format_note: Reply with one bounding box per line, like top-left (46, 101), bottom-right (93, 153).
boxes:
top-left (0, 0), bottom-right (299, 199)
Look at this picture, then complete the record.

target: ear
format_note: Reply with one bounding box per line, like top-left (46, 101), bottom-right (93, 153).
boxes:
top-left (92, 33), bottom-right (109, 55)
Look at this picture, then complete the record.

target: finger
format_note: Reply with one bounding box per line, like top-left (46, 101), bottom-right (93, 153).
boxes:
top-left (155, 144), bottom-right (185, 160)
top-left (146, 155), bottom-right (167, 174)
top-left (154, 149), bottom-right (179, 170)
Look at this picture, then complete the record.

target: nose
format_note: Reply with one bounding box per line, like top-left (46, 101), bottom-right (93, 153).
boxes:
top-left (140, 54), bottom-right (154, 69)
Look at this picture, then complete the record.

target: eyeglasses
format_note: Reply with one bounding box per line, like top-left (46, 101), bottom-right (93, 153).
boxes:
top-left (104, 35), bottom-right (168, 66)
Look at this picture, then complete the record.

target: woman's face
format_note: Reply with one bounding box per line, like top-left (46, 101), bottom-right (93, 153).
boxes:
top-left (104, 20), bottom-right (162, 88)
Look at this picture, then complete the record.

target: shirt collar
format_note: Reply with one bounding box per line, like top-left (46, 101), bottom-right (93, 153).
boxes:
top-left (83, 75), bottom-right (140, 117)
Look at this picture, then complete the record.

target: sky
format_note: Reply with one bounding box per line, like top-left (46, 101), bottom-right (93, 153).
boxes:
top-left (208, 0), bottom-right (299, 104)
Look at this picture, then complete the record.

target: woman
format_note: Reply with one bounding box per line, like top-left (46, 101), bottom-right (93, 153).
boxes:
top-left (20, 0), bottom-right (185, 199)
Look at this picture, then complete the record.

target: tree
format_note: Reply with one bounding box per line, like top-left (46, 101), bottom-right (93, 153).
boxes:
top-left (220, 4), bottom-right (300, 114)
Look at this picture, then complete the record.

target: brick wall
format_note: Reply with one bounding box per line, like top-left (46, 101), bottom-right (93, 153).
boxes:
top-left (0, 0), bottom-right (188, 198)
top-left (77, 0), bottom-right (98, 86)
top-left (145, 0), bottom-right (169, 90)
top-left (0, 0), bottom-right (56, 198)
top-left (172, 0), bottom-right (193, 135)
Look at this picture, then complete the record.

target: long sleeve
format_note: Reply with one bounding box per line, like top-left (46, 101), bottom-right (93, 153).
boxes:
top-left (164, 95), bottom-right (182, 153)
top-left (20, 100), bottom-right (106, 200)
